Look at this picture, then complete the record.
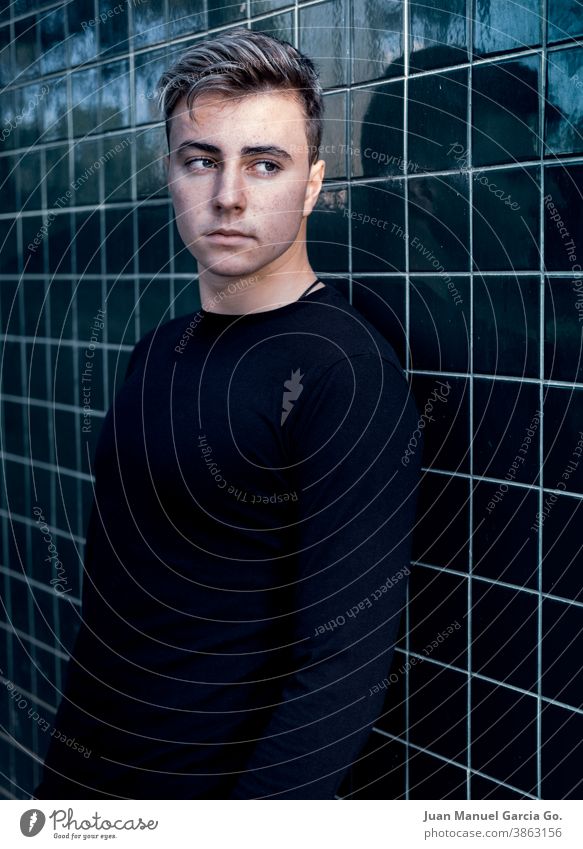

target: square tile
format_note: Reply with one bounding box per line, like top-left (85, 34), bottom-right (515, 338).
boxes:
top-left (472, 55), bottom-right (540, 167)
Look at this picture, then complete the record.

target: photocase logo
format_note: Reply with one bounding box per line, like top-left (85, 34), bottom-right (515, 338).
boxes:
top-left (281, 368), bottom-right (304, 425)
top-left (20, 810), bottom-right (46, 837)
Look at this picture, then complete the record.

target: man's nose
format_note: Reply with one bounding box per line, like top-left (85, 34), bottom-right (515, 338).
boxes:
top-left (213, 162), bottom-right (247, 210)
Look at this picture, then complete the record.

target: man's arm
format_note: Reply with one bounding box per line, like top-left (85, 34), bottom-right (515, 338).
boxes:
top-left (229, 352), bottom-right (422, 799)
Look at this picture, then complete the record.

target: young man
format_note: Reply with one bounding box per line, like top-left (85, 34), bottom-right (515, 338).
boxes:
top-left (35, 28), bottom-right (421, 800)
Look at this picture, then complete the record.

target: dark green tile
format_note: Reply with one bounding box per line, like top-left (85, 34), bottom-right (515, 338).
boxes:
top-left (410, 275), bottom-right (470, 371)
top-left (351, 179), bottom-right (405, 272)
top-left (300, 0), bottom-right (348, 89)
top-left (543, 164), bottom-right (583, 271)
top-left (351, 0), bottom-right (403, 84)
top-left (408, 173), bottom-right (469, 272)
top-left (473, 55), bottom-right (540, 167)
top-left (472, 165), bottom-right (540, 271)
top-left (473, 274), bottom-right (540, 377)
top-left (350, 80), bottom-right (404, 178)
top-left (410, 0), bottom-right (467, 72)
top-left (545, 46), bottom-right (583, 156)
top-left (473, 0), bottom-right (541, 56)
top-left (409, 68), bottom-right (467, 173)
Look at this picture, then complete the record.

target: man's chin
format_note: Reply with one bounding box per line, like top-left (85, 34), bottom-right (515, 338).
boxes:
top-left (194, 251), bottom-right (266, 279)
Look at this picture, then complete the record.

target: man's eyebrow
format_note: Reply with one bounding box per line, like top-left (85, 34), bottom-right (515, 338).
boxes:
top-left (174, 140), bottom-right (293, 161)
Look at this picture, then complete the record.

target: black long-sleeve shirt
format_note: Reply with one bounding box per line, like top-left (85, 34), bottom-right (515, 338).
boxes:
top-left (35, 280), bottom-right (422, 800)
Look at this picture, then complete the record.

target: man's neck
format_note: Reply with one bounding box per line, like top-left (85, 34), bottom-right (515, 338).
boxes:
top-left (199, 269), bottom-right (324, 315)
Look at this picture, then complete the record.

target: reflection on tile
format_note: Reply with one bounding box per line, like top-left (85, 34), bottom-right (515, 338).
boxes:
top-left (473, 0), bottom-right (542, 56)
top-left (252, 0), bottom-right (290, 14)
top-left (408, 173), bottom-right (469, 272)
top-left (72, 68), bottom-right (101, 137)
top-left (0, 87), bottom-right (15, 151)
top-left (135, 47), bottom-right (168, 126)
top-left (473, 274), bottom-right (540, 377)
top-left (472, 166), bottom-right (540, 271)
top-left (320, 91), bottom-right (347, 180)
top-left (413, 472), bottom-right (470, 571)
top-left (471, 678), bottom-right (538, 792)
top-left (102, 60), bottom-right (131, 132)
top-left (545, 47), bottom-right (583, 156)
top-left (99, 0), bottom-right (129, 58)
top-left (132, 0), bottom-right (167, 47)
top-left (542, 494), bottom-right (583, 602)
top-left (408, 69), bottom-right (467, 173)
top-left (15, 84), bottom-right (44, 147)
top-left (542, 599), bottom-right (583, 708)
top-left (42, 76), bottom-right (68, 142)
top-left (543, 387), bottom-right (583, 495)
top-left (207, 0), bottom-right (245, 29)
top-left (351, 0), bottom-right (403, 84)
top-left (168, 0), bottom-right (207, 38)
top-left (543, 164), bottom-right (583, 270)
top-left (410, 0), bottom-right (467, 72)
top-left (409, 566), bottom-right (468, 667)
top-left (409, 663), bottom-right (468, 763)
top-left (40, 8), bottom-right (67, 74)
top-left (0, 24), bottom-right (10, 87)
top-left (541, 703), bottom-right (583, 799)
top-left (548, 0), bottom-right (583, 43)
top-left (350, 80), bottom-right (404, 179)
top-left (410, 275), bottom-right (470, 372)
top-left (472, 480), bottom-right (539, 588)
top-left (68, 0), bottom-right (98, 65)
top-left (472, 56), bottom-right (540, 167)
top-left (300, 0), bottom-right (348, 89)
top-left (352, 276), bottom-right (406, 366)
top-left (472, 582), bottom-right (538, 690)
top-left (250, 11), bottom-right (293, 42)
top-left (473, 378), bottom-right (540, 485)
top-left (14, 15), bottom-right (39, 81)
top-left (544, 278), bottom-right (583, 383)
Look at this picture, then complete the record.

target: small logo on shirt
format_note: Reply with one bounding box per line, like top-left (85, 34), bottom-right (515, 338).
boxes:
top-left (20, 810), bottom-right (46, 836)
top-left (281, 368), bottom-right (304, 425)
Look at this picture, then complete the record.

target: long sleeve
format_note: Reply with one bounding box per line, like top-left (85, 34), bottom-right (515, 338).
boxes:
top-left (229, 352), bottom-right (422, 799)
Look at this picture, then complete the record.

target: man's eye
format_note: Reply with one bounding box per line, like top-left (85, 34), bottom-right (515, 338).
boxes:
top-left (253, 160), bottom-right (281, 175)
top-left (184, 156), bottom-right (214, 171)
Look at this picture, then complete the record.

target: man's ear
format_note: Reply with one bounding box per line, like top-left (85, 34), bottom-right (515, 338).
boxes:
top-left (302, 158), bottom-right (325, 218)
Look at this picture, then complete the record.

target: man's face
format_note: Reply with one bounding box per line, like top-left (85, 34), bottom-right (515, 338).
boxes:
top-left (165, 89), bottom-right (324, 279)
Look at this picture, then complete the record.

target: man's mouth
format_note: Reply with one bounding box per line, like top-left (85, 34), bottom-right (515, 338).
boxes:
top-left (206, 228), bottom-right (253, 243)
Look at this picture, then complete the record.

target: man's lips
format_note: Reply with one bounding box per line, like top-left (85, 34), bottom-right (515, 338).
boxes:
top-left (205, 229), bottom-right (253, 242)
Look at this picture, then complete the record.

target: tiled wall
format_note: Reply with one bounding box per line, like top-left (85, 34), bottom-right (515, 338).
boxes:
top-left (1, 0), bottom-right (582, 800)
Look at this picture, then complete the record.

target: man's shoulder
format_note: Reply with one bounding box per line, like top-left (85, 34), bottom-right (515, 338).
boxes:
top-left (313, 282), bottom-right (405, 377)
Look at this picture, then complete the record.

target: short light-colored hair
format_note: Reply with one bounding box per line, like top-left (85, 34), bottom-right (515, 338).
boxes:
top-left (157, 27), bottom-right (324, 165)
